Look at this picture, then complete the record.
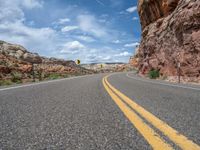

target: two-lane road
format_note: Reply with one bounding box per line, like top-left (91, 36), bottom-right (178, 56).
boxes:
top-left (0, 72), bottom-right (200, 149)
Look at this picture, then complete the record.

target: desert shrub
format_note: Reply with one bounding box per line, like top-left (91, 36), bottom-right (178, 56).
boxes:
top-left (11, 72), bottom-right (22, 83)
top-left (0, 80), bottom-right (12, 86)
top-left (63, 74), bottom-right (69, 78)
top-left (27, 74), bottom-right (32, 78)
top-left (13, 63), bottom-right (19, 67)
top-left (38, 70), bottom-right (44, 81)
top-left (48, 73), bottom-right (61, 80)
top-left (148, 69), bottom-right (160, 79)
top-left (0, 60), bottom-right (7, 66)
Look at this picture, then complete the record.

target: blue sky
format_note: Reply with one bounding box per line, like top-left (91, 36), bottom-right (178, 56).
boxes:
top-left (0, 0), bottom-right (141, 63)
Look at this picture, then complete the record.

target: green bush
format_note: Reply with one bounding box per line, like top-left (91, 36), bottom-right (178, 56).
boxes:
top-left (0, 80), bottom-right (13, 86)
top-left (148, 69), bottom-right (160, 79)
top-left (11, 72), bottom-right (22, 83)
top-left (48, 74), bottom-right (61, 80)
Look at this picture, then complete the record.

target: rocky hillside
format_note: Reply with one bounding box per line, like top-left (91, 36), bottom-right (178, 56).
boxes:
top-left (0, 41), bottom-right (93, 85)
top-left (135, 0), bottom-right (200, 82)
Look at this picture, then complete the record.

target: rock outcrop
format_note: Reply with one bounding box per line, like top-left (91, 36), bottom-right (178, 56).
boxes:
top-left (138, 0), bottom-right (180, 29)
top-left (137, 0), bottom-right (200, 82)
top-left (129, 46), bottom-right (139, 68)
top-left (0, 41), bottom-right (93, 83)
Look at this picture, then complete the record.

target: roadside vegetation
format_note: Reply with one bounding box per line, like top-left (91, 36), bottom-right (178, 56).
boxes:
top-left (0, 80), bottom-right (13, 86)
top-left (11, 72), bottom-right (22, 83)
top-left (0, 72), bottom-right (83, 86)
top-left (148, 69), bottom-right (160, 79)
top-left (47, 73), bottom-right (62, 80)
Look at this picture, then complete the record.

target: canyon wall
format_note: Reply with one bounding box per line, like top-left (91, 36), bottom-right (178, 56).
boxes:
top-left (136, 0), bottom-right (200, 82)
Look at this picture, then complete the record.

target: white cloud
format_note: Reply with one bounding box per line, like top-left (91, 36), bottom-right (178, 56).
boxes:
top-left (98, 19), bottom-right (107, 23)
top-left (126, 6), bottom-right (137, 13)
top-left (124, 42), bottom-right (139, 47)
top-left (119, 11), bottom-right (126, 15)
top-left (65, 41), bottom-right (85, 50)
top-left (77, 14), bottom-right (108, 38)
top-left (0, 21), bottom-right (57, 54)
top-left (132, 17), bottom-right (138, 20)
top-left (84, 51), bottom-right (113, 63)
top-left (22, 0), bottom-right (43, 9)
top-left (112, 40), bottom-right (120, 44)
top-left (95, 0), bottom-right (105, 6)
top-left (115, 51), bottom-right (131, 57)
top-left (58, 18), bottom-right (71, 24)
top-left (0, 0), bottom-right (133, 63)
top-left (0, 0), bottom-right (43, 22)
top-left (110, 0), bottom-right (123, 7)
top-left (0, 1), bottom-right (24, 23)
top-left (60, 41), bottom-right (85, 54)
top-left (102, 56), bottom-right (111, 61)
top-left (0, 0), bottom-right (57, 56)
top-left (0, 0), bottom-right (43, 10)
top-left (76, 35), bottom-right (95, 42)
top-left (60, 46), bottom-right (131, 63)
top-left (83, 47), bottom-right (130, 63)
top-left (61, 26), bottom-right (79, 32)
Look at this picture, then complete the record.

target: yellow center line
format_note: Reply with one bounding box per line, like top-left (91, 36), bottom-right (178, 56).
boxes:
top-left (104, 75), bottom-right (200, 150)
top-left (102, 77), bottom-right (173, 150)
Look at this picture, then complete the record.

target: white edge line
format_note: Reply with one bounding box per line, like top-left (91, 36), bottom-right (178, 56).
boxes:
top-left (126, 73), bottom-right (200, 91)
top-left (0, 74), bottom-right (93, 92)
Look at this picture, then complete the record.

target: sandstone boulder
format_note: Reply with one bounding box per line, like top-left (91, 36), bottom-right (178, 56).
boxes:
top-left (23, 53), bottom-right (42, 64)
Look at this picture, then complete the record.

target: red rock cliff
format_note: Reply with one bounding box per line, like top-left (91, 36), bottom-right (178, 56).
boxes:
top-left (0, 41), bottom-right (93, 83)
top-left (137, 0), bottom-right (200, 81)
top-left (138, 0), bottom-right (180, 29)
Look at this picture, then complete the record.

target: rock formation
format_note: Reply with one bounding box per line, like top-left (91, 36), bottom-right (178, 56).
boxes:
top-left (129, 46), bottom-right (139, 68)
top-left (82, 63), bottom-right (134, 73)
top-left (136, 0), bottom-right (200, 82)
top-left (0, 41), bottom-right (93, 83)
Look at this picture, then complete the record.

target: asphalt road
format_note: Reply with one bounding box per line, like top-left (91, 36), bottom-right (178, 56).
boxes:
top-left (0, 72), bottom-right (200, 150)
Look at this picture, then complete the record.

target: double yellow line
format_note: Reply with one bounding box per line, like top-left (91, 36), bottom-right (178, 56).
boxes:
top-left (102, 75), bottom-right (200, 150)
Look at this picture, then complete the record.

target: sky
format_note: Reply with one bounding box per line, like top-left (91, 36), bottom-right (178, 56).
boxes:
top-left (0, 0), bottom-right (141, 63)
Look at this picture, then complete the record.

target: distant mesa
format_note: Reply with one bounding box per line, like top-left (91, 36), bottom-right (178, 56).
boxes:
top-left (82, 62), bottom-right (134, 73)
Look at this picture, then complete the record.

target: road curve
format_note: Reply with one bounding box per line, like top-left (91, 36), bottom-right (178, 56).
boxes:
top-left (0, 72), bottom-right (199, 149)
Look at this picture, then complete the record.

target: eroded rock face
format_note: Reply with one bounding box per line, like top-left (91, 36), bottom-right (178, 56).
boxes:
top-left (137, 0), bottom-right (200, 82)
top-left (0, 41), bottom-right (93, 81)
top-left (138, 0), bottom-right (180, 29)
